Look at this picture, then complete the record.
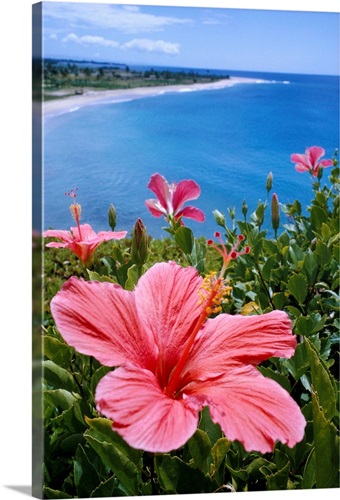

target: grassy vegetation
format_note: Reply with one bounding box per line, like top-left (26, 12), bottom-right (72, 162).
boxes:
top-left (42, 58), bottom-right (229, 98)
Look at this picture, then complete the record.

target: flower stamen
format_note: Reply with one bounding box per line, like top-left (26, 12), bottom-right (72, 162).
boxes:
top-left (198, 271), bottom-right (231, 315)
top-left (208, 232), bottom-right (250, 277)
top-left (65, 188), bottom-right (83, 240)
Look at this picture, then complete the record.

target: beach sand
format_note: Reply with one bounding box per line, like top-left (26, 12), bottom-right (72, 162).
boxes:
top-left (43, 76), bottom-right (262, 117)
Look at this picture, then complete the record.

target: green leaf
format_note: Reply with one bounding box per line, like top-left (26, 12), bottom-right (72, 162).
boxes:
top-left (125, 264), bottom-right (144, 290)
top-left (295, 313), bottom-right (326, 337)
top-left (272, 292), bottom-right (288, 310)
top-left (288, 274), bottom-right (307, 304)
top-left (43, 336), bottom-right (74, 368)
top-left (52, 400), bottom-right (89, 433)
top-left (262, 460), bottom-right (290, 490)
top-left (310, 205), bottom-right (328, 230)
top-left (305, 339), bottom-right (336, 420)
top-left (84, 417), bottom-right (142, 496)
top-left (199, 406), bottom-right (222, 445)
top-left (90, 476), bottom-right (127, 497)
top-left (262, 255), bottom-right (277, 281)
top-left (315, 240), bottom-right (332, 266)
top-left (154, 455), bottom-right (214, 494)
top-left (43, 487), bottom-right (73, 499)
top-left (211, 437), bottom-right (231, 472)
top-left (246, 457), bottom-right (274, 482)
top-left (302, 448), bottom-right (316, 489)
top-left (74, 444), bottom-right (100, 497)
top-left (312, 391), bottom-right (339, 488)
top-left (87, 269), bottom-right (117, 283)
top-left (187, 428), bottom-right (212, 474)
top-left (302, 251), bottom-right (319, 286)
top-left (321, 222), bottom-right (332, 241)
top-left (44, 389), bottom-right (80, 411)
top-left (257, 366), bottom-right (291, 392)
top-left (60, 433), bottom-right (85, 452)
top-left (284, 342), bottom-right (309, 381)
top-left (43, 360), bottom-right (76, 392)
top-left (174, 226), bottom-right (194, 254)
top-left (90, 365), bottom-right (112, 396)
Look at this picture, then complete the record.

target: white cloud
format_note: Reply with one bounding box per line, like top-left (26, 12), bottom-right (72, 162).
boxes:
top-left (123, 38), bottom-right (180, 55)
top-left (61, 32), bottom-right (180, 56)
top-left (62, 33), bottom-right (119, 48)
top-left (44, 3), bottom-right (193, 34)
top-left (49, 33), bottom-right (57, 40)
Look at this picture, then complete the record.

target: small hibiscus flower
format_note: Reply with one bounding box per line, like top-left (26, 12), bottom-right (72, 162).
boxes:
top-left (44, 188), bottom-right (127, 266)
top-left (44, 223), bottom-right (127, 267)
top-left (51, 250), bottom-right (305, 453)
top-left (145, 173), bottom-right (205, 224)
top-left (291, 146), bottom-right (333, 177)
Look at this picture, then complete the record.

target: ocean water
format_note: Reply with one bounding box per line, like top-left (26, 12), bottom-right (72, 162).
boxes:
top-left (43, 71), bottom-right (339, 239)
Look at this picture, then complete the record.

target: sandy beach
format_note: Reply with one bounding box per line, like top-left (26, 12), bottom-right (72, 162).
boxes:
top-left (43, 76), bottom-right (263, 117)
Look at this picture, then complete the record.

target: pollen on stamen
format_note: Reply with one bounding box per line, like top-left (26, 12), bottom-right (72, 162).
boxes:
top-left (198, 271), bottom-right (232, 316)
top-left (70, 203), bottom-right (82, 223)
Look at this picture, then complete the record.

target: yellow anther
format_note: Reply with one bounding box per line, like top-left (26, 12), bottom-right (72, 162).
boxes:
top-left (70, 203), bottom-right (82, 223)
top-left (198, 271), bottom-right (231, 316)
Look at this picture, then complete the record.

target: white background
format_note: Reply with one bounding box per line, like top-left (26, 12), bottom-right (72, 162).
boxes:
top-left (0, 0), bottom-right (339, 499)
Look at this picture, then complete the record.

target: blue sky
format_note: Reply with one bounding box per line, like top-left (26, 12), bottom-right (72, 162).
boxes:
top-left (42, 1), bottom-right (339, 75)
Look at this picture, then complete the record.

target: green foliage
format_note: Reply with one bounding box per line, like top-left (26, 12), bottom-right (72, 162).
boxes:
top-left (42, 163), bottom-right (339, 496)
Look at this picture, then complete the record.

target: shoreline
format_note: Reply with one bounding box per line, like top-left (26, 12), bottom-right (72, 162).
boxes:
top-left (42, 76), bottom-right (264, 117)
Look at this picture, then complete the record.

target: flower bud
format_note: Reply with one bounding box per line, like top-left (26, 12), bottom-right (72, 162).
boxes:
top-left (108, 203), bottom-right (116, 231)
top-left (317, 165), bottom-right (323, 181)
top-left (212, 209), bottom-right (226, 228)
top-left (131, 218), bottom-right (148, 266)
top-left (271, 193), bottom-right (280, 233)
top-left (242, 199), bottom-right (248, 219)
top-left (266, 171), bottom-right (273, 193)
top-left (227, 207), bottom-right (236, 221)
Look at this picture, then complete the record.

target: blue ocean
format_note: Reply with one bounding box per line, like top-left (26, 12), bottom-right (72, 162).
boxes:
top-left (43, 69), bottom-right (339, 239)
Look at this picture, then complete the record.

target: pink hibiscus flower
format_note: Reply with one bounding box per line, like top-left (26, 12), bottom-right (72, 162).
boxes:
top-left (291, 146), bottom-right (333, 177)
top-left (44, 188), bottom-right (127, 266)
top-left (44, 223), bottom-right (127, 266)
top-left (145, 173), bottom-right (205, 223)
top-left (51, 259), bottom-right (306, 453)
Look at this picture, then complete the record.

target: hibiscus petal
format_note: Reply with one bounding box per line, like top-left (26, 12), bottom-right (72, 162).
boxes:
top-left (43, 229), bottom-right (73, 242)
top-left (147, 173), bottom-right (172, 212)
top-left (145, 198), bottom-right (167, 217)
top-left (96, 230), bottom-right (127, 241)
top-left (320, 159), bottom-right (333, 167)
top-left (182, 311), bottom-right (295, 383)
top-left (71, 223), bottom-right (97, 241)
top-left (134, 262), bottom-right (203, 387)
top-left (172, 179), bottom-right (201, 213)
top-left (45, 242), bottom-right (68, 248)
top-left (176, 206), bottom-right (205, 222)
top-left (307, 146), bottom-right (325, 166)
top-left (50, 277), bottom-right (157, 370)
top-left (290, 153), bottom-right (310, 168)
top-left (185, 365), bottom-right (306, 453)
top-left (96, 364), bottom-right (200, 453)
top-left (294, 164), bottom-right (309, 173)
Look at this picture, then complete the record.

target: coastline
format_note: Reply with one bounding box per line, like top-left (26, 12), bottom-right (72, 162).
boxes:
top-left (42, 76), bottom-right (263, 117)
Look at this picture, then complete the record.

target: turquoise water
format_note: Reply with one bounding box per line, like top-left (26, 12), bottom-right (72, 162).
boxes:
top-left (44, 71), bottom-right (339, 239)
